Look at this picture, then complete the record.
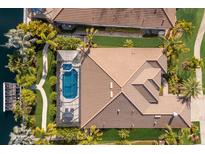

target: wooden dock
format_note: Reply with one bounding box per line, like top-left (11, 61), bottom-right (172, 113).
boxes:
top-left (3, 82), bottom-right (21, 112)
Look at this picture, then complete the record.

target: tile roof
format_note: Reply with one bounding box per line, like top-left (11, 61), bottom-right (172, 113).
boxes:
top-left (49, 8), bottom-right (176, 29)
top-left (88, 48), bottom-right (163, 87)
top-left (80, 48), bottom-right (190, 127)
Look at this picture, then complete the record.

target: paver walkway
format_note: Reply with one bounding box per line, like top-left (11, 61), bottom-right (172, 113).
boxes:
top-left (191, 9), bottom-right (205, 144)
top-left (36, 44), bottom-right (49, 131)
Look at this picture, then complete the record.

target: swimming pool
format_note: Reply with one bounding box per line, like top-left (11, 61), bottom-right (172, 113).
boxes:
top-left (63, 63), bottom-right (72, 70)
top-left (62, 69), bottom-right (78, 99)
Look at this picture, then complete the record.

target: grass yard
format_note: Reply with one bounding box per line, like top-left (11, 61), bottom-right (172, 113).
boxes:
top-left (43, 50), bottom-right (57, 125)
top-left (100, 122), bottom-right (200, 145)
top-left (36, 50), bottom-right (43, 84)
top-left (35, 50), bottom-right (43, 127)
top-left (176, 8), bottom-right (204, 79)
top-left (101, 128), bottom-right (178, 143)
top-left (93, 36), bottom-right (162, 48)
top-left (200, 34), bottom-right (205, 93)
top-left (35, 90), bottom-right (43, 127)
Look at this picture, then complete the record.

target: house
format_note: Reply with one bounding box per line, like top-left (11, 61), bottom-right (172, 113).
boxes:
top-left (28, 8), bottom-right (176, 37)
top-left (56, 48), bottom-right (190, 128)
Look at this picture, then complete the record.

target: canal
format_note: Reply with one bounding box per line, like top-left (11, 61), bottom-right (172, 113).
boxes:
top-left (0, 8), bottom-right (23, 145)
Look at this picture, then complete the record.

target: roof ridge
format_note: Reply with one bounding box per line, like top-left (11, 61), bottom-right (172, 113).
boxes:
top-left (81, 92), bottom-right (122, 128)
top-left (121, 48), bottom-right (164, 88)
top-left (52, 8), bottom-right (63, 21)
top-left (86, 50), bottom-right (122, 87)
top-left (162, 8), bottom-right (175, 27)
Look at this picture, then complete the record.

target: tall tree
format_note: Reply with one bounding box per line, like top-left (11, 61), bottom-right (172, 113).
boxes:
top-left (77, 125), bottom-right (103, 145)
top-left (85, 28), bottom-right (98, 48)
top-left (181, 77), bottom-right (202, 101)
top-left (57, 128), bottom-right (79, 144)
top-left (168, 20), bottom-right (193, 39)
top-left (36, 31), bottom-right (57, 49)
top-left (32, 123), bottom-right (57, 145)
top-left (116, 129), bottom-right (131, 145)
top-left (159, 125), bottom-right (178, 145)
top-left (9, 124), bottom-right (35, 145)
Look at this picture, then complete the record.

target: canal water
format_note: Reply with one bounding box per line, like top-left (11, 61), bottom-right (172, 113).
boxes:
top-left (0, 8), bottom-right (23, 144)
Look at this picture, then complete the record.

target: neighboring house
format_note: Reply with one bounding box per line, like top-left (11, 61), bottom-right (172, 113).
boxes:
top-left (57, 48), bottom-right (190, 128)
top-left (27, 8), bottom-right (176, 37)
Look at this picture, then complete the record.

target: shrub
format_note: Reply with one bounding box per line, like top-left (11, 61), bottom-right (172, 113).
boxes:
top-left (54, 36), bottom-right (82, 50)
top-left (49, 76), bottom-right (57, 87)
top-left (50, 92), bottom-right (57, 101)
top-left (21, 89), bottom-right (36, 106)
top-left (16, 73), bottom-right (37, 88)
top-left (17, 20), bottom-right (57, 38)
top-left (48, 104), bottom-right (56, 122)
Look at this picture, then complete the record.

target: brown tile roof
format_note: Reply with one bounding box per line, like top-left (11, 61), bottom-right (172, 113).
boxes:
top-left (80, 48), bottom-right (190, 128)
top-left (52, 8), bottom-right (175, 29)
top-left (132, 68), bottom-right (161, 85)
top-left (88, 48), bottom-right (163, 87)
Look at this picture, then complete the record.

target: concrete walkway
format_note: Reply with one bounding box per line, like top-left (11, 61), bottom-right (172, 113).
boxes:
top-left (191, 9), bottom-right (205, 144)
top-left (36, 44), bottom-right (49, 131)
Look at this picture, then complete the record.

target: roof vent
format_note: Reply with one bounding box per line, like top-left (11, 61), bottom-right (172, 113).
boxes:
top-left (154, 9), bottom-right (157, 14)
top-left (110, 91), bottom-right (113, 98)
top-left (154, 115), bottom-right (161, 119)
top-left (131, 110), bottom-right (135, 115)
top-left (173, 112), bottom-right (178, 117)
top-left (110, 82), bottom-right (113, 89)
top-left (117, 109), bottom-right (120, 114)
top-left (131, 123), bottom-right (134, 128)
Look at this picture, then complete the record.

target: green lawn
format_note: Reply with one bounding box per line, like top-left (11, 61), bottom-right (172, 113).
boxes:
top-left (101, 128), bottom-right (175, 142)
top-left (176, 8), bottom-right (204, 79)
top-left (36, 50), bottom-right (43, 84)
top-left (35, 50), bottom-right (43, 127)
top-left (43, 50), bottom-right (56, 124)
top-left (35, 90), bottom-right (43, 127)
top-left (101, 122), bottom-right (201, 145)
top-left (93, 36), bottom-right (162, 48)
top-left (200, 34), bottom-right (205, 93)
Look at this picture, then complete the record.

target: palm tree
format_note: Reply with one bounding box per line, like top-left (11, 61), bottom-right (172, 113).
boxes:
top-left (77, 125), bottom-right (103, 145)
top-left (159, 125), bottom-right (178, 145)
top-left (160, 124), bottom-right (200, 145)
top-left (9, 124), bottom-right (35, 145)
top-left (4, 29), bottom-right (36, 55)
top-left (116, 129), bottom-right (131, 145)
top-left (167, 20), bottom-right (193, 39)
top-left (123, 39), bottom-right (134, 48)
top-left (32, 123), bottom-right (57, 145)
top-left (85, 28), bottom-right (98, 48)
top-left (178, 128), bottom-right (192, 145)
top-left (181, 77), bottom-right (202, 101)
top-left (36, 31), bottom-right (57, 49)
top-left (161, 36), bottom-right (190, 64)
top-left (57, 128), bottom-right (79, 144)
top-left (182, 57), bottom-right (204, 71)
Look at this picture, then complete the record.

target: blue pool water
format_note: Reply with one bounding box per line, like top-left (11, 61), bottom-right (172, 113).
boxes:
top-left (62, 69), bottom-right (78, 99)
top-left (63, 63), bottom-right (72, 70)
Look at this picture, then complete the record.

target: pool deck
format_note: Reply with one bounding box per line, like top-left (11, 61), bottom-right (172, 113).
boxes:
top-left (56, 50), bottom-right (81, 126)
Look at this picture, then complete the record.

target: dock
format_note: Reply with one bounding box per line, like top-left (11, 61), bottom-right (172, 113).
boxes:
top-left (3, 82), bottom-right (21, 112)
